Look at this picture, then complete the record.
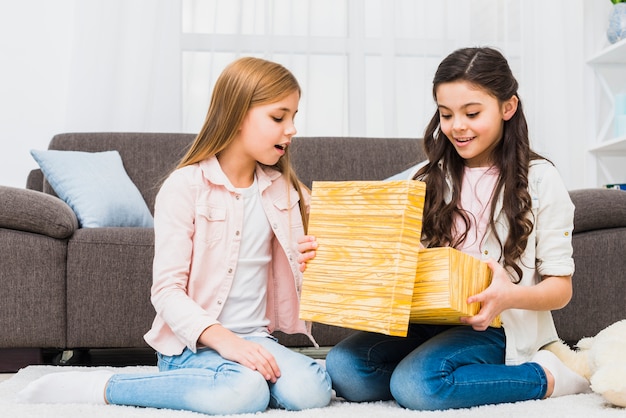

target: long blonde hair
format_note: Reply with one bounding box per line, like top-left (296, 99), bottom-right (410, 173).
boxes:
top-left (178, 57), bottom-right (309, 231)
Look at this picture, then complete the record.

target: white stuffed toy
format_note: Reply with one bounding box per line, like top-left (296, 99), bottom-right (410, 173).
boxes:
top-left (545, 319), bottom-right (626, 407)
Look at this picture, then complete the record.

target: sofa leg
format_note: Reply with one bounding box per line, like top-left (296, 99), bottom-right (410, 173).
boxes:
top-left (58, 350), bottom-right (75, 365)
top-left (54, 349), bottom-right (90, 366)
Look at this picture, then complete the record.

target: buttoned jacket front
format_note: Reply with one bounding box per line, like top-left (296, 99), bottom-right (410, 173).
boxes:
top-left (144, 156), bottom-right (311, 356)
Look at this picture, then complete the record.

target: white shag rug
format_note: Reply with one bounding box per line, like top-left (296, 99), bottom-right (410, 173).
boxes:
top-left (0, 365), bottom-right (624, 418)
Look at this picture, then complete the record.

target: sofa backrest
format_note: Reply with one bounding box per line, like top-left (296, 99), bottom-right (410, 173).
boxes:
top-left (290, 136), bottom-right (426, 189)
top-left (42, 132), bottom-right (195, 214)
top-left (30, 133), bottom-right (427, 213)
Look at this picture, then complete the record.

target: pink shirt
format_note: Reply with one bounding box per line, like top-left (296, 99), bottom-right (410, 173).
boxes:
top-left (144, 157), bottom-right (312, 355)
top-left (455, 166), bottom-right (499, 258)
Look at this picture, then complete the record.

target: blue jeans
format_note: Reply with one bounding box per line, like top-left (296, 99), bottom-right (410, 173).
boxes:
top-left (105, 336), bottom-right (332, 415)
top-left (325, 324), bottom-right (547, 411)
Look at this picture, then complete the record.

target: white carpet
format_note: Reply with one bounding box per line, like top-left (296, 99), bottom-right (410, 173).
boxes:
top-left (0, 365), bottom-right (623, 418)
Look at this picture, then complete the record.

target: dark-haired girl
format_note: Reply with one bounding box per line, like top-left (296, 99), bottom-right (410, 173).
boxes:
top-left (300, 47), bottom-right (590, 411)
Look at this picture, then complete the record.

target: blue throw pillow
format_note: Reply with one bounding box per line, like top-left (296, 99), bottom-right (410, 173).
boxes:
top-left (30, 149), bottom-right (154, 228)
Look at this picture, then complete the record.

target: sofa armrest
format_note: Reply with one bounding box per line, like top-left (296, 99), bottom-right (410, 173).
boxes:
top-left (0, 185), bottom-right (78, 239)
top-left (26, 168), bottom-right (44, 191)
top-left (570, 188), bottom-right (626, 234)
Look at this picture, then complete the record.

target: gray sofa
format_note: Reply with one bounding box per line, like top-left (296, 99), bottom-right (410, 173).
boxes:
top-left (1, 132), bottom-right (625, 372)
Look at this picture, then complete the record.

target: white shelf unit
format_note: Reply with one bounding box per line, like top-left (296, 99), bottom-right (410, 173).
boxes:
top-left (587, 38), bottom-right (626, 186)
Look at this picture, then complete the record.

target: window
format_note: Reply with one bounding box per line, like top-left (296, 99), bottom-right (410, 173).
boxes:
top-left (181, 0), bottom-right (522, 137)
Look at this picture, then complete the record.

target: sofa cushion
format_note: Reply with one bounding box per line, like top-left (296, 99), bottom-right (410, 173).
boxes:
top-left (290, 137), bottom-right (426, 188)
top-left (0, 228), bottom-right (67, 348)
top-left (66, 227), bottom-right (155, 348)
top-left (0, 186), bottom-right (77, 239)
top-left (30, 149), bottom-right (154, 228)
top-left (570, 188), bottom-right (626, 233)
top-left (552, 227), bottom-right (626, 344)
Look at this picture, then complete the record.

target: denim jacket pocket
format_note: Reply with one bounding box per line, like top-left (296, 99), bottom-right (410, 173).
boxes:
top-left (196, 205), bottom-right (226, 244)
top-left (273, 190), bottom-right (304, 230)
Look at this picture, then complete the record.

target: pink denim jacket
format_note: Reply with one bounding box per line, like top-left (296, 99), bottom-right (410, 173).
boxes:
top-left (144, 156), bottom-right (313, 356)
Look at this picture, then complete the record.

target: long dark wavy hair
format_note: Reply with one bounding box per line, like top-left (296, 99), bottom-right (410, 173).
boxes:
top-left (416, 47), bottom-right (545, 283)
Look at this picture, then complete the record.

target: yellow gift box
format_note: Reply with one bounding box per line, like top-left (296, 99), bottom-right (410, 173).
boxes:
top-left (299, 180), bottom-right (426, 337)
top-left (299, 180), bottom-right (500, 337)
top-left (412, 247), bottom-right (501, 328)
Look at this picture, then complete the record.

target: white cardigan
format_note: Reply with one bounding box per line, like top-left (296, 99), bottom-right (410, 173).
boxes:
top-left (404, 159), bottom-right (575, 364)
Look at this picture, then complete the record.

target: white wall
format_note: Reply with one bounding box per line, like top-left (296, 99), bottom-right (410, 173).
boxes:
top-left (519, 1), bottom-right (587, 190)
top-left (0, 1), bottom-right (75, 188)
top-left (0, 1), bottom-right (603, 190)
top-left (0, 0), bottom-right (181, 188)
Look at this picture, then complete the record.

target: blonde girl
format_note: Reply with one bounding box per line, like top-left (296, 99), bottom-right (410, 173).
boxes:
top-left (19, 57), bottom-right (331, 415)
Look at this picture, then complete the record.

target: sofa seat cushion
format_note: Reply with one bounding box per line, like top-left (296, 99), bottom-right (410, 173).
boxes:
top-left (552, 227), bottom-right (626, 344)
top-left (0, 229), bottom-right (67, 348)
top-left (66, 227), bottom-right (155, 348)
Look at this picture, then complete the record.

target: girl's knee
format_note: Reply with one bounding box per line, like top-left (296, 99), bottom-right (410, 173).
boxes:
top-left (235, 372), bottom-right (271, 413)
top-left (326, 343), bottom-right (349, 364)
top-left (324, 347), bottom-right (352, 396)
top-left (390, 367), bottom-right (442, 411)
top-left (271, 382), bottom-right (331, 411)
top-left (325, 345), bottom-right (353, 383)
top-left (271, 362), bottom-right (332, 410)
top-left (302, 363), bottom-right (333, 408)
top-left (194, 369), bottom-right (270, 415)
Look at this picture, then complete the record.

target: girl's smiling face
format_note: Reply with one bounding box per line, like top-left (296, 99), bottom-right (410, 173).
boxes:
top-left (436, 80), bottom-right (518, 168)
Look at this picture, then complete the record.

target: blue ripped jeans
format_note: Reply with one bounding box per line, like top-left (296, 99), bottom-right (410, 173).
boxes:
top-left (326, 324), bottom-right (547, 411)
top-left (104, 336), bottom-right (332, 415)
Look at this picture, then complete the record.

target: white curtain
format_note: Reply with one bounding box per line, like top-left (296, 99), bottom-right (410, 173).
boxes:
top-left (57, 0), bottom-right (595, 189)
top-left (178, 0), bottom-right (590, 188)
top-left (0, 0), bottom-right (605, 189)
top-left (64, 0), bottom-right (181, 132)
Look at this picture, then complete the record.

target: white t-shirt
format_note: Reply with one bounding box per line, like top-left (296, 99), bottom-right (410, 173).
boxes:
top-left (217, 177), bottom-right (272, 336)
